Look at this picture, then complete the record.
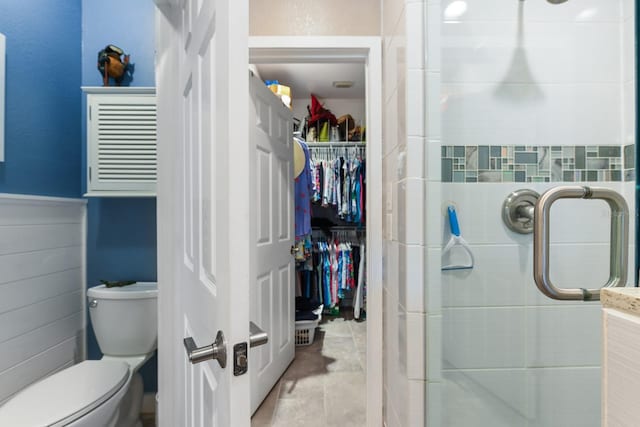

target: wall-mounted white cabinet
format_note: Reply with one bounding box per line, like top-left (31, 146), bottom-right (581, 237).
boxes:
top-left (82, 87), bottom-right (156, 197)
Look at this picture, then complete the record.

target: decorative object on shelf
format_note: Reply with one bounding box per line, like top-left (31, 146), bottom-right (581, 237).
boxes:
top-left (97, 44), bottom-right (133, 86)
top-left (337, 114), bottom-right (354, 140)
top-left (265, 80), bottom-right (292, 109)
top-left (302, 94), bottom-right (337, 142)
top-left (308, 94), bottom-right (337, 127)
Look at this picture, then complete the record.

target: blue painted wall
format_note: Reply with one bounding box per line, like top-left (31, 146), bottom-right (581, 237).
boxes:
top-left (82, 0), bottom-right (158, 392)
top-left (0, 1), bottom-right (82, 197)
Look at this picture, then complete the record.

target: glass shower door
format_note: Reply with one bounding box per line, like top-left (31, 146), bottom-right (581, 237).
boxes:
top-left (438, 1), bottom-right (636, 426)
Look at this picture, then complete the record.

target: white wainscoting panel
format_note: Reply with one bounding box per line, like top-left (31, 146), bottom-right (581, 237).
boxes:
top-left (0, 194), bottom-right (86, 403)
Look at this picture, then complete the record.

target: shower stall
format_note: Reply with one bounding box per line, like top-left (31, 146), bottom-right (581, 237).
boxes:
top-left (435, 1), bottom-right (636, 425)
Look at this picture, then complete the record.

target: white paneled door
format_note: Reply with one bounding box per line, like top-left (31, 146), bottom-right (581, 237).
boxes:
top-left (249, 74), bottom-right (295, 414)
top-left (156, 0), bottom-right (250, 426)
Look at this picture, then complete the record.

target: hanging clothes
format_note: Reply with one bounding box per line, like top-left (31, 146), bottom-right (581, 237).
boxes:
top-left (307, 146), bottom-right (366, 227)
top-left (294, 144), bottom-right (366, 316)
top-left (354, 243), bottom-right (365, 319)
top-left (294, 231), bottom-right (366, 314)
top-left (294, 140), bottom-right (312, 240)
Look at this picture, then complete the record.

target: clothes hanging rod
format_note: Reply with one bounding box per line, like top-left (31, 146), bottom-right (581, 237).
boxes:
top-left (305, 142), bottom-right (367, 148)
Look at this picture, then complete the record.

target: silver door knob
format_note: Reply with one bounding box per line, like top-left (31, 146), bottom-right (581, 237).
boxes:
top-left (249, 321), bottom-right (268, 348)
top-left (183, 330), bottom-right (227, 368)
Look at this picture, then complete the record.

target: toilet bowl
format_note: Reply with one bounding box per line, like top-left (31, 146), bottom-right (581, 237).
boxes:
top-left (0, 282), bottom-right (157, 427)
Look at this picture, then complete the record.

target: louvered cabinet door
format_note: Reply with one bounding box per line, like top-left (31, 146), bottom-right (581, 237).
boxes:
top-left (86, 92), bottom-right (157, 196)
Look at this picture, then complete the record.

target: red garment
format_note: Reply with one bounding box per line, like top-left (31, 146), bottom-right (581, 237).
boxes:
top-left (308, 94), bottom-right (337, 126)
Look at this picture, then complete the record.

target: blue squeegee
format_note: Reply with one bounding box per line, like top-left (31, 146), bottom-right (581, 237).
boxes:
top-left (442, 206), bottom-right (474, 271)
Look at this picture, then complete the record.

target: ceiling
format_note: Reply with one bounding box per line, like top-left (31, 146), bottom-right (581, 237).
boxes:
top-left (253, 63), bottom-right (365, 100)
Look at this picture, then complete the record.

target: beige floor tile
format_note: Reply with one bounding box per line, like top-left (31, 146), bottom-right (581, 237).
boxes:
top-left (324, 372), bottom-right (367, 426)
top-left (251, 313), bottom-right (366, 426)
top-left (251, 380), bottom-right (282, 426)
top-left (141, 413), bottom-right (156, 427)
top-left (320, 318), bottom-right (353, 338)
top-left (282, 350), bottom-right (335, 379)
top-left (279, 374), bottom-right (325, 400)
top-left (352, 325), bottom-right (367, 353)
top-left (322, 336), bottom-right (358, 352)
top-left (271, 397), bottom-right (326, 427)
top-left (357, 351), bottom-right (367, 371)
top-left (320, 337), bottom-right (363, 373)
top-left (349, 319), bottom-right (367, 336)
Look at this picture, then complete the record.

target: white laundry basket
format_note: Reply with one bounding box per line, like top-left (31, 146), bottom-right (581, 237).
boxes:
top-left (295, 319), bottom-right (319, 346)
top-left (295, 305), bottom-right (323, 346)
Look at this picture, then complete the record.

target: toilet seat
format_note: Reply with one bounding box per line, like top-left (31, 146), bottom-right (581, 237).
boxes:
top-left (0, 360), bottom-right (129, 426)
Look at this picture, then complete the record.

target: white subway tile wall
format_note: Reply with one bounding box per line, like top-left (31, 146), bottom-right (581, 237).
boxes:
top-left (382, 0), bottom-right (436, 425)
top-left (437, 0), bottom-right (636, 426)
top-left (440, 181), bottom-right (635, 426)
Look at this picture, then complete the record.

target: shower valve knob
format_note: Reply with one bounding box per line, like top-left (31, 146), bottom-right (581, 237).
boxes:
top-left (502, 189), bottom-right (540, 234)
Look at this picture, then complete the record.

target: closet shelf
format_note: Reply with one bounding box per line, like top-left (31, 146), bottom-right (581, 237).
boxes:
top-left (305, 142), bottom-right (366, 147)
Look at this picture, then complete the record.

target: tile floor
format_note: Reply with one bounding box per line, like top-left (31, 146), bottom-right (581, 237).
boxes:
top-left (251, 312), bottom-right (367, 427)
top-left (141, 413), bottom-right (155, 427)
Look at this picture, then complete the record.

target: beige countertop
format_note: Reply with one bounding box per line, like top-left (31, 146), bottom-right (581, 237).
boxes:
top-left (601, 287), bottom-right (640, 316)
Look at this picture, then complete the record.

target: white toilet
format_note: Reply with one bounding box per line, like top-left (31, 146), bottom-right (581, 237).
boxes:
top-left (0, 282), bottom-right (158, 427)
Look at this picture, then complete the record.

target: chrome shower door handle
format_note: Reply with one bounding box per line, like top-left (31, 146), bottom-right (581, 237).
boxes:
top-left (533, 186), bottom-right (629, 301)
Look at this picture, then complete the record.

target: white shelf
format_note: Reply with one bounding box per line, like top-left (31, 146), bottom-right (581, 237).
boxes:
top-left (81, 86), bottom-right (156, 95)
top-left (84, 191), bottom-right (156, 198)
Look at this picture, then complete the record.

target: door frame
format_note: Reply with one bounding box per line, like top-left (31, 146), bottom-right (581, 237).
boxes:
top-left (155, 3), bottom-right (180, 423)
top-left (249, 36), bottom-right (383, 427)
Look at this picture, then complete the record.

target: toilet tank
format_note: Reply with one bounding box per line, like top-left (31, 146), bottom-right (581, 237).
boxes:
top-left (87, 282), bottom-right (158, 356)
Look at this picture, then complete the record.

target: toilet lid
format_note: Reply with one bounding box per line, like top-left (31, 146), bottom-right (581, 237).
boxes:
top-left (0, 360), bottom-right (129, 426)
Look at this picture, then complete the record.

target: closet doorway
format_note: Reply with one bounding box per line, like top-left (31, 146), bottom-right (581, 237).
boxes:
top-left (248, 37), bottom-right (382, 427)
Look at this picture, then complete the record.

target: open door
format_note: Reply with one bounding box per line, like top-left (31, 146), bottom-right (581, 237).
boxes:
top-left (155, 0), bottom-right (251, 426)
top-left (248, 74), bottom-right (295, 413)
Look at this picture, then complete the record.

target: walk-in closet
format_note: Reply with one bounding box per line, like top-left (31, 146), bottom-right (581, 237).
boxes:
top-left (250, 61), bottom-right (369, 426)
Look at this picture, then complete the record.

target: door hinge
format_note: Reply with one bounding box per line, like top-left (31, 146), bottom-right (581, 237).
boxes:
top-left (89, 105), bottom-right (91, 121)
top-left (233, 342), bottom-right (248, 376)
top-left (89, 167), bottom-right (92, 182)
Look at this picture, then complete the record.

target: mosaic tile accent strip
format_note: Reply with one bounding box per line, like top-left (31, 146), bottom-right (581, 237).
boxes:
top-left (441, 144), bottom-right (635, 183)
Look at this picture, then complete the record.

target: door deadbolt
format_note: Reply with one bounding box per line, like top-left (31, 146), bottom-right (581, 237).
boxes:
top-left (233, 342), bottom-right (248, 376)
